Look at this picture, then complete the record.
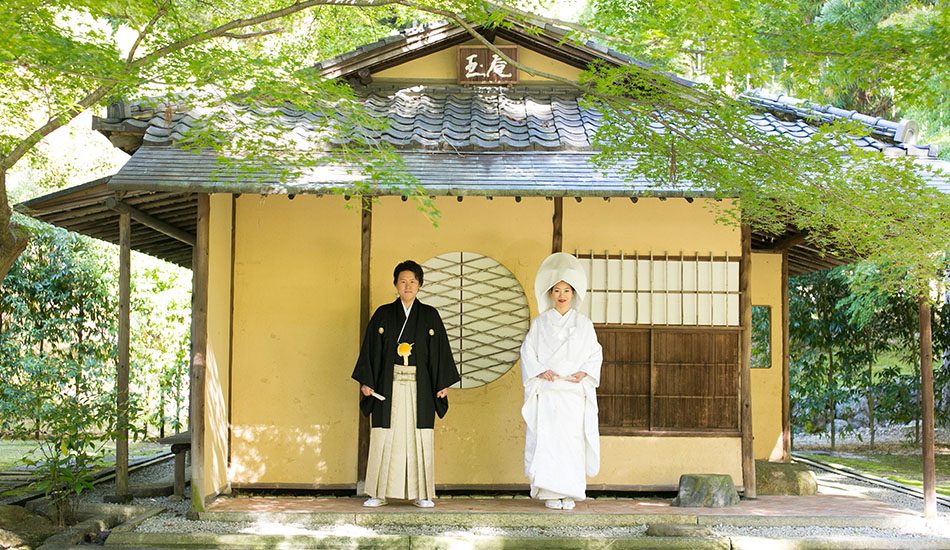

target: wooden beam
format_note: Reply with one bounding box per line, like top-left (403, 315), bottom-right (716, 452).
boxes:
top-left (357, 197), bottom-right (372, 494)
top-left (552, 197), bottom-right (563, 253)
top-left (765, 231), bottom-right (807, 251)
top-left (114, 211), bottom-right (131, 502)
top-left (190, 194), bottom-right (210, 512)
top-left (920, 297), bottom-right (936, 518)
top-left (781, 251), bottom-right (791, 462)
top-left (104, 197), bottom-right (196, 246)
top-left (739, 224), bottom-right (756, 498)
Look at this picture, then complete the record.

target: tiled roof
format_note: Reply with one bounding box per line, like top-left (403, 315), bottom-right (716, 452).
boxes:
top-left (333, 86), bottom-right (603, 150)
top-left (93, 85), bottom-right (940, 159)
top-left (743, 90), bottom-right (938, 158)
top-left (106, 147), bottom-right (663, 196)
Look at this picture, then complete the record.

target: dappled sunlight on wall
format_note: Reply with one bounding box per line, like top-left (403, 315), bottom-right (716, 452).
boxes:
top-left (230, 424), bottom-right (331, 485)
top-left (229, 195), bottom-right (360, 486)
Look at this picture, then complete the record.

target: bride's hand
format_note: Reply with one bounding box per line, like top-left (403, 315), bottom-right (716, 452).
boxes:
top-left (538, 370), bottom-right (557, 382)
top-left (567, 372), bottom-right (587, 383)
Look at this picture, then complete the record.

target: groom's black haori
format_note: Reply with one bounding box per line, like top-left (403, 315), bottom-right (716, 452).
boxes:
top-left (352, 297), bottom-right (459, 428)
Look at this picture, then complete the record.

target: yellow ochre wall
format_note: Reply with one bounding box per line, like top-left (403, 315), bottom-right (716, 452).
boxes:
top-left (750, 252), bottom-right (786, 461)
top-left (202, 194), bottom-right (234, 501)
top-left (371, 196), bottom-right (551, 485)
top-left (208, 195), bottom-right (785, 490)
top-left (227, 195), bottom-right (362, 487)
top-left (374, 38), bottom-right (582, 83)
top-left (563, 198), bottom-right (745, 488)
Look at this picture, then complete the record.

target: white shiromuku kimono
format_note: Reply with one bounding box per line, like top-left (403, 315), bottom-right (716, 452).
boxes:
top-left (520, 307), bottom-right (602, 501)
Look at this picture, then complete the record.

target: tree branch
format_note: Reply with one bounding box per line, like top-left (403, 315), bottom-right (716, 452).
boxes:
top-left (395, 0), bottom-right (583, 88)
top-left (0, 84), bottom-right (116, 172)
top-left (222, 28), bottom-right (285, 40)
top-left (127, 4), bottom-right (169, 66)
top-left (481, 0), bottom-right (640, 49)
top-left (131, 0), bottom-right (400, 69)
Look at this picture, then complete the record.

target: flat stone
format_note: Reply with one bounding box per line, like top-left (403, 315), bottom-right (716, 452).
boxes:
top-left (755, 460), bottom-right (818, 496)
top-left (671, 474), bottom-right (740, 508)
top-left (0, 504), bottom-right (58, 548)
top-left (646, 523), bottom-right (716, 537)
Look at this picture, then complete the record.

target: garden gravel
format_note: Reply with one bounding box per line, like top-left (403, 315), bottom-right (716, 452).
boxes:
top-left (78, 437), bottom-right (949, 543)
top-left (122, 465), bottom-right (949, 542)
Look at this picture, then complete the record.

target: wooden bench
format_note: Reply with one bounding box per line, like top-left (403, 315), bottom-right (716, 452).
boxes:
top-left (158, 431), bottom-right (191, 500)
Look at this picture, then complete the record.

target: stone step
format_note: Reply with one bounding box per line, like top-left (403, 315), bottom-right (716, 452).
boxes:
top-left (105, 531), bottom-right (732, 548)
top-left (102, 530), bottom-right (948, 549)
top-left (195, 508), bottom-right (924, 530)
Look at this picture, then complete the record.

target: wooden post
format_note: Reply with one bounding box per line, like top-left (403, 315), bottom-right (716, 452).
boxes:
top-left (552, 197), bottom-right (563, 253)
top-left (781, 251), bottom-right (790, 462)
top-left (739, 224), bottom-right (756, 498)
top-left (115, 210), bottom-right (131, 501)
top-left (357, 197), bottom-right (372, 493)
top-left (919, 297), bottom-right (936, 518)
top-left (190, 194), bottom-right (210, 512)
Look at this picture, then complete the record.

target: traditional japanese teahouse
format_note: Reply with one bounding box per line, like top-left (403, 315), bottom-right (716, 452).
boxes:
top-left (18, 20), bottom-right (946, 508)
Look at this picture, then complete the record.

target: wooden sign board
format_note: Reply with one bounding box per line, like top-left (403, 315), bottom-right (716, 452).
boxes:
top-left (458, 46), bottom-right (518, 85)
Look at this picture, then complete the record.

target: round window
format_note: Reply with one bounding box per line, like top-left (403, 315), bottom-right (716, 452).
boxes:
top-left (419, 252), bottom-right (529, 389)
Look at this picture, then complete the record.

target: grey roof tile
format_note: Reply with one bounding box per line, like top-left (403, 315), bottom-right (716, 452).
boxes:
top-left (740, 89), bottom-right (934, 157)
top-left (106, 85), bottom-right (939, 159)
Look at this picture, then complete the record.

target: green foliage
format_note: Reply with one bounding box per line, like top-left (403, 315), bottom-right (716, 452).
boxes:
top-left (751, 305), bottom-right (771, 369)
top-left (579, 0), bottom-right (948, 116)
top-left (789, 262), bottom-right (950, 445)
top-left (585, 58), bottom-right (950, 297)
top-left (0, 0), bottom-right (439, 216)
top-left (542, 3), bottom-right (950, 281)
top-left (0, 216), bottom-right (191, 518)
top-left (0, 218), bottom-right (116, 524)
top-left (1, 0), bottom-right (947, 294)
top-left (790, 266), bottom-right (861, 443)
top-left (129, 265), bottom-right (190, 439)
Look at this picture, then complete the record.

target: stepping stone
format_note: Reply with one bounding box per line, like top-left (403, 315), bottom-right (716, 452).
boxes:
top-left (0, 504), bottom-right (57, 548)
top-left (671, 473), bottom-right (740, 507)
top-left (756, 460), bottom-right (817, 495)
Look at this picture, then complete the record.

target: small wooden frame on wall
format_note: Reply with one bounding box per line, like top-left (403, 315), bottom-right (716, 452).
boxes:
top-left (458, 46), bottom-right (518, 85)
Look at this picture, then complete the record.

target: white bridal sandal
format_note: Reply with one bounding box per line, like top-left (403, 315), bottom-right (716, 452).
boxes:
top-left (413, 499), bottom-right (435, 508)
top-left (560, 498), bottom-right (575, 510)
top-left (545, 499), bottom-right (563, 510)
top-left (362, 497), bottom-right (387, 507)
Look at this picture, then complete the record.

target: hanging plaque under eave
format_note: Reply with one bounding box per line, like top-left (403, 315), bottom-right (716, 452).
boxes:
top-left (458, 45), bottom-right (519, 85)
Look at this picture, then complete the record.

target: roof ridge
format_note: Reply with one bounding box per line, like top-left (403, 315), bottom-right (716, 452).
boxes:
top-left (742, 89), bottom-right (918, 145)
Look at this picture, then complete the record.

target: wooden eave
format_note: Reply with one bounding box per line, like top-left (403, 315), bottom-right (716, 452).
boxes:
top-left (15, 176), bottom-right (196, 268)
top-left (17, 175), bottom-right (850, 276)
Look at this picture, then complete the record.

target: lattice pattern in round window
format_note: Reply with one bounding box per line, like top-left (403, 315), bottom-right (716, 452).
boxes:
top-left (419, 252), bottom-right (529, 389)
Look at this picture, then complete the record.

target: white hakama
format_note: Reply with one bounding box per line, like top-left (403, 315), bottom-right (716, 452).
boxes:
top-left (521, 308), bottom-right (602, 501)
top-left (364, 365), bottom-right (435, 500)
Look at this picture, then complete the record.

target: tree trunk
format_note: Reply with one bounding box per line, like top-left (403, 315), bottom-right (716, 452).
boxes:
top-left (919, 298), bottom-right (936, 518)
top-left (159, 380), bottom-right (166, 439)
top-left (867, 343), bottom-right (875, 450)
top-left (0, 171), bottom-right (30, 283)
top-left (828, 347), bottom-right (836, 451)
top-left (914, 361), bottom-right (921, 446)
top-left (75, 303), bottom-right (84, 398)
top-left (175, 362), bottom-right (183, 432)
